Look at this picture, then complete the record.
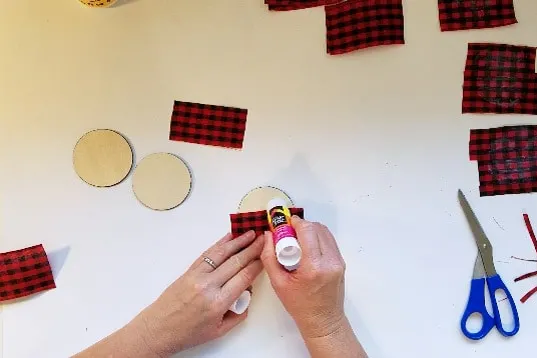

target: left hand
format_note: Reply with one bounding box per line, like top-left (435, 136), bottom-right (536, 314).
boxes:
top-left (137, 230), bottom-right (264, 356)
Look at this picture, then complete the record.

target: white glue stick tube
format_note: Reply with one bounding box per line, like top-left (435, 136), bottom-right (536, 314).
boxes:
top-left (229, 290), bottom-right (251, 314)
top-left (266, 198), bottom-right (302, 271)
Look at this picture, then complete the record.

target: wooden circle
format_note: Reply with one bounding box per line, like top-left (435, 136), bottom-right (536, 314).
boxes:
top-left (132, 153), bottom-right (192, 211)
top-left (238, 186), bottom-right (294, 213)
top-left (78, 0), bottom-right (118, 8)
top-left (73, 129), bottom-right (133, 187)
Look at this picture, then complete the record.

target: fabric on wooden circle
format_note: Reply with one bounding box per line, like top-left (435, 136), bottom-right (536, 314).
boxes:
top-left (132, 153), bottom-right (192, 210)
top-left (73, 129), bottom-right (133, 187)
top-left (238, 186), bottom-right (293, 213)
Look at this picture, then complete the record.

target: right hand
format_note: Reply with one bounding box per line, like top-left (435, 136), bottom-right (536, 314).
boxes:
top-left (260, 216), bottom-right (347, 338)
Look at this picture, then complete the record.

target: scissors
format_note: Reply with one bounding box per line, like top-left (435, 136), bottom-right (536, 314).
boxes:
top-left (458, 190), bottom-right (520, 340)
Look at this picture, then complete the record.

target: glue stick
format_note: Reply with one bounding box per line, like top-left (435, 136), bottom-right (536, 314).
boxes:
top-left (229, 290), bottom-right (251, 315)
top-left (266, 198), bottom-right (302, 271)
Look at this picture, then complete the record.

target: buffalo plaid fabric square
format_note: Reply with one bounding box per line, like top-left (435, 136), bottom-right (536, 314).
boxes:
top-left (169, 101), bottom-right (248, 149)
top-left (438, 0), bottom-right (517, 32)
top-left (230, 208), bottom-right (305, 238)
top-left (462, 43), bottom-right (537, 115)
top-left (325, 0), bottom-right (405, 55)
top-left (469, 125), bottom-right (537, 196)
top-left (266, 0), bottom-right (340, 11)
top-left (0, 244), bottom-right (56, 302)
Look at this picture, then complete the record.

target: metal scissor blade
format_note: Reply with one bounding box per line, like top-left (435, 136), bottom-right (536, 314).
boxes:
top-left (458, 190), bottom-right (497, 276)
top-left (472, 255), bottom-right (486, 279)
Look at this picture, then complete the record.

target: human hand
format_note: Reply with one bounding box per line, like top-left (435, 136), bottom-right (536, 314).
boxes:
top-left (260, 217), bottom-right (347, 339)
top-left (138, 230), bottom-right (264, 356)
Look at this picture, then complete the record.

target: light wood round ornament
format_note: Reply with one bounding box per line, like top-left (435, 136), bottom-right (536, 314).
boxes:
top-left (73, 129), bottom-right (133, 187)
top-left (132, 153), bottom-right (192, 211)
top-left (238, 186), bottom-right (294, 213)
top-left (78, 0), bottom-right (118, 7)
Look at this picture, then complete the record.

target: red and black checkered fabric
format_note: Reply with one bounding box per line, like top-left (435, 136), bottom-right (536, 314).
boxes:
top-left (463, 43), bottom-right (537, 115)
top-left (266, 0), bottom-right (340, 11)
top-left (438, 0), bottom-right (517, 32)
top-left (0, 244), bottom-right (56, 302)
top-left (325, 0), bottom-right (405, 55)
top-left (469, 125), bottom-right (537, 196)
top-left (170, 101), bottom-right (248, 149)
top-left (230, 208), bottom-right (304, 238)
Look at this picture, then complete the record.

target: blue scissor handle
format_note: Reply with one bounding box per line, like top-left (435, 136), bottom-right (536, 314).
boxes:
top-left (461, 278), bottom-right (495, 340)
top-left (486, 274), bottom-right (520, 337)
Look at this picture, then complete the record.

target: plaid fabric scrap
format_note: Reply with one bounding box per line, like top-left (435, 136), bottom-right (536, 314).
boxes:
top-left (266, 0), bottom-right (340, 11)
top-left (0, 244), bottom-right (56, 302)
top-left (438, 0), bottom-right (517, 32)
top-left (230, 208), bottom-right (304, 238)
top-left (469, 125), bottom-right (537, 196)
top-left (170, 101), bottom-right (248, 149)
top-left (462, 43), bottom-right (537, 115)
top-left (325, 0), bottom-right (405, 55)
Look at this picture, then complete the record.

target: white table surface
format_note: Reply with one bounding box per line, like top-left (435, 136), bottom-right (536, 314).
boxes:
top-left (2, 0), bottom-right (537, 357)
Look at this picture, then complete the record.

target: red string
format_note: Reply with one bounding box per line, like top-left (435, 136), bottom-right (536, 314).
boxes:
top-left (521, 286), bottom-right (537, 303)
top-left (514, 270), bottom-right (537, 282)
top-left (523, 214), bottom-right (537, 255)
top-left (515, 214), bottom-right (537, 303)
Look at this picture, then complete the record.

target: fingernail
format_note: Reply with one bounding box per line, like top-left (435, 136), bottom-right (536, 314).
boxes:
top-left (246, 230), bottom-right (255, 238)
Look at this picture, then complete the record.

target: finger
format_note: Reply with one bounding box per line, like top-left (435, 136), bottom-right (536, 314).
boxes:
top-left (291, 216), bottom-right (322, 260)
top-left (317, 224), bottom-right (344, 261)
top-left (260, 231), bottom-right (286, 278)
top-left (215, 232), bottom-right (234, 245)
top-left (212, 235), bottom-right (264, 284)
top-left (217, 310), bottom-right (248, 337)
top-left (197, 230), bottom-right (256, 273)
top-left (188, 232), bottom-right (232, 270)
top-left (221, 259), bottom-right (263, 306)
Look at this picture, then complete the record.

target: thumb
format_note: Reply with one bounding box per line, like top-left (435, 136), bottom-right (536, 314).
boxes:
top-left (260, 231), bottom-right (283, 278)
top-left (218, 310), bottom-right (248, 337)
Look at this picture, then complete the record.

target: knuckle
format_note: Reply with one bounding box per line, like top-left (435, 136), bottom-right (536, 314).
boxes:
top-left (209, 299), bottom-right (224, 315)
top-left (296, 220), bottom-right (315, 233)
top-left (305, 267), bottom-right (322, 281)
top-left (329, 263), bottom-right (345, 278)
top-left (212, 246), bottom-right (228, 259)
top-left (193, 281), bottom-right (210, 294)
top-left (240, 267), bottom-right (256, 284)
top-left (234, 254), bottom-right (246, 268)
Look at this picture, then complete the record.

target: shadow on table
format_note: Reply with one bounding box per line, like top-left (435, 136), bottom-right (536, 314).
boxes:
top-left (48, 246), bottom-right (71, 280)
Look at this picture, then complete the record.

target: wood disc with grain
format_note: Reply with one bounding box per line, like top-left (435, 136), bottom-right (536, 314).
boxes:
top-left (132, 153), bottom-right (192, 211)
top-left (238, 186), bottom-right (294, 213)
top-left (73, 129), bottom-right (133, 187)
top-left (78, 0), bottom-right (118, 8)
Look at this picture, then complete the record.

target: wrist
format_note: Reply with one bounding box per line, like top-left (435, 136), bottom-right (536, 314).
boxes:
top-left (295, 311), bottom-right (347, 339)
top-left (122, 315), bottom-right (164, 358)
top-left (300, 316), bottom-right (367, 358)
top-left (135, 306), bottom-right (178, 358)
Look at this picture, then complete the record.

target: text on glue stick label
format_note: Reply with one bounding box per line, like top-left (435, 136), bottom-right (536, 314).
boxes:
top-left (268, 206), bottom-right (296, 244)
